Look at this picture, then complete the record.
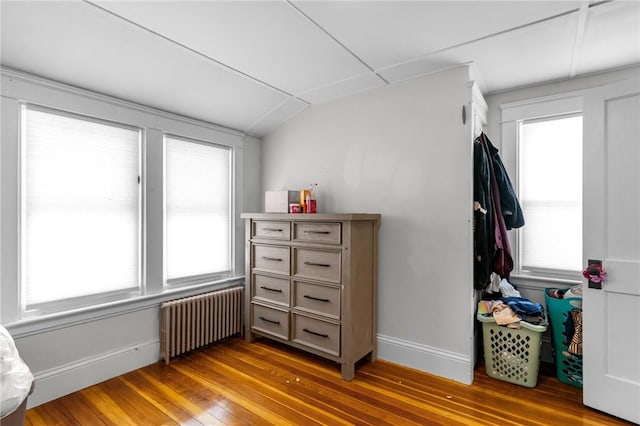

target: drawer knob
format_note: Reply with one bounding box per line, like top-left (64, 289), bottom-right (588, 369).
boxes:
top-left (303, 261), bottom-right (331, 267)
top-left (303, 328), bottom-right (329, 338)
top-left (263, 228), bottom-right (283, 232)
top-left (261, 256), bottom-right (283, 262)
top-left (258, 316), bottom-right (281, 325)
top-left (303, 294), bottom-right (330, 303)
top-left (260, 286), bottom-right (283, 293)
top-left (304, 230), bottom-right (330, 234)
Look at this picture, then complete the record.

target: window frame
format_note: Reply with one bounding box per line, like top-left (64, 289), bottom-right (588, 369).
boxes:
top-left (163, 133), bottom-right (235, 287)
top-left (500, 92), bottom-right (584, 283)
top-left (19, 103), bottom-right (145, 317)
top-left (516, 112), bottom-right (583, 280)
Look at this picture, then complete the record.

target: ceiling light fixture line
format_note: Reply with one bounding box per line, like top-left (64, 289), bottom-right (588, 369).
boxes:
top-left (569, 1), bottom-right (590, 78)
top-left (83, 0), bottom-right (305, 102)
top-left (376, 0), bottom-right (614, 73)
top-left (285, 0), bottom-right (390, 85)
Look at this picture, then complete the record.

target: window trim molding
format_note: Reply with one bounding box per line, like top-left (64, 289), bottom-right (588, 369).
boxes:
top-left (163, 133), bottom-right (235, 286)
top-left (501, 91), bottom-right (584, 282)
top-left (19, 103), bottom-right (146, 314)
top-left (500, 90), bottom-right (584, 123)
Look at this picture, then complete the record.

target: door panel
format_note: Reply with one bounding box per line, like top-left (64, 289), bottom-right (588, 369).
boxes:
top-left (583, 78), bottom-right (640, 424)
top-left (605, 95), bottom-right (640, 260)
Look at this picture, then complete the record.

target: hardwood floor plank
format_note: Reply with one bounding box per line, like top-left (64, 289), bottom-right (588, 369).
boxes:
top-left (141, 363), bottom-right (269, 426)
top-left (226, 340), bottom-right (496, 426)
top-left (219, 340), bottom-right (434, 425)
top-left (79, 386), bottom-right (139, 426)
top-left (55, 392), bottom-right (111, 426)
top-left (27, 393), bottom-right (95, 426)
top-left (173, 357), bottom-right (341, 425)
top-left (98, 377), bottom-right (179, 426)
top-left (135, 370), bottom-right (225, 425)
top-left (118, 369), bottom-right (208, 426)
top-left (199, 345), bottom-right (402, 426)
top-left (25, 337), bottom-right (633, 426)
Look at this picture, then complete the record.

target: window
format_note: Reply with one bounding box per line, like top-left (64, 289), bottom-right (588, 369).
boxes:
top-left (501, 94), bottom-right (583, 281)
top-left (164, 135), bottom-right (232, 284)
top-left (518, 114), bottom-right (583, 275)
top-left (21, 106), bottom-right (142, 310)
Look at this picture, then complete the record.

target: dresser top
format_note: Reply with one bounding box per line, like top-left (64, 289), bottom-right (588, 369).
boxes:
top-left (241, 213), bottom-right (380, 222)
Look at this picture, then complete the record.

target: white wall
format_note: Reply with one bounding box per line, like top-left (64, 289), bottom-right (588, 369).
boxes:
top-left (262, 66), bottom-right (478, 383)
top-left (0, 69), bottom-right (261, 407)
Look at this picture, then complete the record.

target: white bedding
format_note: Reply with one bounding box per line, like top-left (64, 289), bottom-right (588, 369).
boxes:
top-left (0, 325), bottom-right (33, 417)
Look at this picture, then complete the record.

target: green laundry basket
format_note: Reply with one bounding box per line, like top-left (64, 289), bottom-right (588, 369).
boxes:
top-left (477, 312), bottom-right (547, 388)
top-left (544, 289), bottom-right (583, 388)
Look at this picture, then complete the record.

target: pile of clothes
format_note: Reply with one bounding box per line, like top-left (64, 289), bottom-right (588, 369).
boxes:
top-left (478, 296), bottom-right (546, 329)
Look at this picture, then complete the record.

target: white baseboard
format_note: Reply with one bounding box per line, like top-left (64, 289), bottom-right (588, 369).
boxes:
top-left (377, 334), bottom-right (473, 385)
top-left (27, 339), bottom-right (160, 408)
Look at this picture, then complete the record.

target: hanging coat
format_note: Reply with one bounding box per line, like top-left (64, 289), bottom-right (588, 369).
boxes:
top-left (481, 134), bottom-right (525, 230)
top-left (473, 133), bottom-right (524, 287)
top-left (473, 140), bottom-right (494, 289)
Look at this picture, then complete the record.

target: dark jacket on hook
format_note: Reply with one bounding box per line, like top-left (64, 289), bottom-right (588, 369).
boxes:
top-left (482, 135), bottom-right (525, 230)
top-left (473, 133), bottom-right (524, 289)
top-left (473, 139), bottom-right (494, 289)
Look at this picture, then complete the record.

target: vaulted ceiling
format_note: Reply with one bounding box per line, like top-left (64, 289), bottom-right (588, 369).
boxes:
top-left (2, 1), bottom-right (639, 136)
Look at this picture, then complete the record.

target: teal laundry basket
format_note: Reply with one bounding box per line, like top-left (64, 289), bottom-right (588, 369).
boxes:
top-left (544, 289), bottom-right (583, 388)
top-left (477, 312), bottom-right (547, 388)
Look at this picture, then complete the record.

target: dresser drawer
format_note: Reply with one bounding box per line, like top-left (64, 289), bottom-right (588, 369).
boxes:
top-left (252, 303), bottom-right (289, 340)
top-left (253, 273), bottom-right (290, 307)
top-left (253, 220), bottom-right (291, 240)
top-left (293, 281), bottom-right (340, 320)
top-left (253, 245), bottom-right (290, 275)
top-left (292, 314), bottom-right (340, 356)
top-left (293, 248), bottom-right (341, 283)
top-left (293, 222), bottom-right (341, 244)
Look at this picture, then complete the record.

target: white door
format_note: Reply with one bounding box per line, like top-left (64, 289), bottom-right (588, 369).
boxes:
top-left (583, 78), bottom-right (640, 424)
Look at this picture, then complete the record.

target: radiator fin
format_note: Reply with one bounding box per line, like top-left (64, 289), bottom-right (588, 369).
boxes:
top-left (160, 287), bottom-right (243, 364)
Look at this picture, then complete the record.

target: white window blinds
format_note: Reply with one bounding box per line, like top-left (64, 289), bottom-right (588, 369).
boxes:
top-left (518, 114), bottom-right (583, 273)
top-left (165, 135), bottom-right (232, 282)
top-left (22, 106), bottom-right (141, 307)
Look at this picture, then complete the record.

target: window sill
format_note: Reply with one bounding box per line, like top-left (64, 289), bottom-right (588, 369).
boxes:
top-left (5, 276), bottom-right (245, 339)
top-left (510, 274), bottom-right (582, 290)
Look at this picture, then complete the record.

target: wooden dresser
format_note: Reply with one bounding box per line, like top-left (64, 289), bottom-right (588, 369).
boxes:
top-left (241, 213), bottom-right (380, 380)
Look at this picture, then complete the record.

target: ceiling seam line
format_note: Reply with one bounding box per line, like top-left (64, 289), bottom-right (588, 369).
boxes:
top-left (375, 4), bottom-right (596, 74)
top-left (569, 2), bottom-right (591, 78)
top-left (245, 98), bottom-right (309, 133)
top-left (82, 0), bottom-right (304, 102)
top-left (285, 0), bottom-right (390, 85)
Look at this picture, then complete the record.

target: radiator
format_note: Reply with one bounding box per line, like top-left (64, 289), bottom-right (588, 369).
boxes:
top-left (160, 286), bottom-right (243, 364)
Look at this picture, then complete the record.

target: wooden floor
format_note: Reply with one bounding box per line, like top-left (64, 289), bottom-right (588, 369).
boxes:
top-left (25, 337), bottom-right (631, 426)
